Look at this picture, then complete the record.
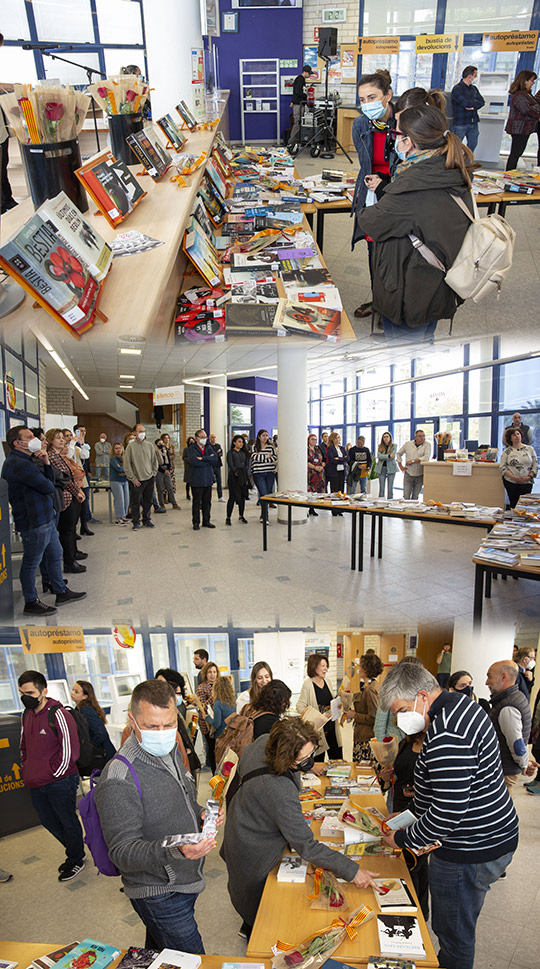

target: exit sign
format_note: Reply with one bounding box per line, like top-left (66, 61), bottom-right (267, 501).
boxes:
top-left (323, 8), bottom-right (346, 22)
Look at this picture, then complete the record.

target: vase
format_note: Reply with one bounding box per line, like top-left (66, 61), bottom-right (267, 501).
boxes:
top-left (21, 138), bottom-right (88, 212)
top-left (437, 445), bottom-right (447, 461)
top-left (108, 112), bottom-right (144, 166)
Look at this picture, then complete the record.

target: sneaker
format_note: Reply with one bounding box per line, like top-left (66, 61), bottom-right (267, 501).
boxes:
top-left (58, 860), bottom-right (85, 882)
top-left (143, 521), bottom-right (155, 528)
top-left (23, 598), bottom-right (56, 616)
top-left (526, 782), bottom-right (540, 795)
top-left (154, 506), bottom-right (166, 514)
top-left (218, 497), bottom-right (226, 502)
top-left (133, 522), bottom-right (141, 530)
top-left (115, 519), bottom-right (127, 526)
top-left (0, 868), bottom-right (13, 882)
top-left (523, 777), bottom-right (538, 787)
top-left (56, 589), bottom-right (87, 605)
top-left (58, 855), bottom-right (85, 872)
top-left (225, 518), bottom-right (232, 526)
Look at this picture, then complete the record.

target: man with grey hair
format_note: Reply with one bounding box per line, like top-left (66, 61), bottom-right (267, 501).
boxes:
top-left (486, 659), bottom-right (532, 796)
top-left (378, 661), bottom-right (518, 969)
top-left (96, 678), bottom-right (222, 951)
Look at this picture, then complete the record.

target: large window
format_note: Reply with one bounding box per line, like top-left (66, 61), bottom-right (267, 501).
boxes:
top-left (363, 0), bottom-right (437, 35)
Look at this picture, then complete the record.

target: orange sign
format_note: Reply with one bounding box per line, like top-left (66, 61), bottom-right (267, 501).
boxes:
top-left (358, 36), bottom-right (400, 55)
top-left (19, 626), bottom-right (85, 653)
top-left (482, 30), bottom-right (538, 52)
top-left (416, 34), bottom-right (463, 53)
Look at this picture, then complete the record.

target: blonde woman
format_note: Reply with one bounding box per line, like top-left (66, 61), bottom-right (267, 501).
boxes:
top-left (205, 675), bottom-right (236, 739)
top-left (376, 431), bottom-right (399, 498)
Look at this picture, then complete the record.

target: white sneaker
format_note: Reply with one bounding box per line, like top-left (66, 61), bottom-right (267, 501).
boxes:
top-left (218, 497), bottom-right (226, 502)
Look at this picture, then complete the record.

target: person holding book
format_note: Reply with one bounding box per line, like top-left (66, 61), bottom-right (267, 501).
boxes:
top-left (123, 424), bottom-right (160, 530)
top-left (500, 426), bottom-right (538, 508)
top-left (221, 716), bottom-right (382, 940)
top-left (236, 660), bottom-right (273, 713)
top-left (347, 435), bottom-right (372, 495)
top-left (96, 678), bottom-right (223, 952)
top-left (376, 431), bottom-right (398, 498)
top-left (505, 70), bottom-right (540, 171)
top-left (378, 661), bottom-right (519, 969)
top-left (297, 653), bottom-right (342, 760)
top-left (94, 434), bottom-right (112, 482)
top-left (187, 429), bottom-right (218, 530)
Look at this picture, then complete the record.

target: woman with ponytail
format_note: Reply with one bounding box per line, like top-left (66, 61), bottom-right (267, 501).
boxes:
top-left (356, 103), bottom-right (476, 342)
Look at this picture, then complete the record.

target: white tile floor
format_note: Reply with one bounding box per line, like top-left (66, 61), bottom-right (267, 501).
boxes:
top-left (1, 772), bottom-right (538, 969)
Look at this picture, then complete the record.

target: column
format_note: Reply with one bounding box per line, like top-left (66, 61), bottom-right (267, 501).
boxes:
top-left (277, 345), bottom-right (308, 526)
top-left (451, 616), bottom-right (516, 703)
top-left (142, 0), bottom-right (202, 120)
top-left (209, 376), bottom-right (228, 449)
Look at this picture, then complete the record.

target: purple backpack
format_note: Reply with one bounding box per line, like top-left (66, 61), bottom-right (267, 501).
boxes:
top-left (78, 754), bottom-right (141, 876)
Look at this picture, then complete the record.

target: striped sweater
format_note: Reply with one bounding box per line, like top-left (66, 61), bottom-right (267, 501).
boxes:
top-left (394, 691), bottom-right (518, 864)
top-left (251, 443), bottom-right (277, 475)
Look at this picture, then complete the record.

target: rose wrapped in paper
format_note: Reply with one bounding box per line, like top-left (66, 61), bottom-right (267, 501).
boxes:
top-left (209, 748), bottom-right (238, 806)
top-left (308, 867), bottom-right (348, 912)
top-left (271, 905), bottom-right (374, 969)
top-left (369, 735), bottom-right (399, 767)
top-left (337, 799), bottom-right (383, 842)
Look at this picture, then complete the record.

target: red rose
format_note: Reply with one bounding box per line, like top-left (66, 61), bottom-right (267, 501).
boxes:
top-left (45, 101), bottom-right (64, 121)
top-left (125, 90), bottom-right (137, 102)
top-left (97, 87), bottom-right (108, 99)
top-left (49, 246), bottom-right (86, 289)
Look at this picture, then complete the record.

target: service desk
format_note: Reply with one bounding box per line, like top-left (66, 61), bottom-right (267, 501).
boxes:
top-left (422, 461), bottom-right (504, 506)
top-left (246, 771), bottom-right (438, 966)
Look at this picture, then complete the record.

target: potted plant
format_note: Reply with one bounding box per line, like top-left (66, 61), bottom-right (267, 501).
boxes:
top-left (367, 457), bottom-right (379, 497)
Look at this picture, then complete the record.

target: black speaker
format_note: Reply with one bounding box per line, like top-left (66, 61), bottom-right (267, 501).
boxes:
top-left (318, 27), bottom-right (338, 58)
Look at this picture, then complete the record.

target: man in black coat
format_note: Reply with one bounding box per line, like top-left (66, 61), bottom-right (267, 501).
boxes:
top-left (209, 433), bottom-right (225, 502)
top-left (187, 430), bottom-right (218, 530)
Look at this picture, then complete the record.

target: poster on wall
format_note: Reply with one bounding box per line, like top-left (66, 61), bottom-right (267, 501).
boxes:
top-left (205, 0), bottom-right (220, 37)
top-left (191, 48), bottom-right (204, 83)
top-left (281, 75), bottom-right (297, 96)
top-left (303, 45), bottom-right (323, 82)
top-left (340, 46), bottom-right (357, 83)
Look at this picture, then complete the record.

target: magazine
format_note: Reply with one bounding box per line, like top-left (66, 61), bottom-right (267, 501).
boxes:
top-left (273, 300), bottom-right (341, 341)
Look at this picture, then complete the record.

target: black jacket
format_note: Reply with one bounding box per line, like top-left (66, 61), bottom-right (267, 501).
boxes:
top-left (357, 155), bottom-right (473, 327)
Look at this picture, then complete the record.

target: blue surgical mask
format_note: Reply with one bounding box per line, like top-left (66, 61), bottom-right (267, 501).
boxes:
top-left (362, 100), bottom-right (387, 121)
top-left (396, 147), bottom-right (408, 161)
top-left (176, 696), bottom-right (183, 708)
top-left (133, 717), bottom-right (177, 757)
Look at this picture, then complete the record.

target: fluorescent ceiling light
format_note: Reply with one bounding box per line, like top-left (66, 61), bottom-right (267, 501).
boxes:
top-left (120, 384), bottom-right (134, 389)
top-left (34, 330), bottom-right (89, 400)
top-left (119, 374), bottom-right (135, 379)
top-left (185, 364), bottom-right (278, 384)
top-left (119, 348), bottom-right (142, 355)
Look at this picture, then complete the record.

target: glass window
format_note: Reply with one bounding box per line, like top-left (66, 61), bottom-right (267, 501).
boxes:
top-left (363, 40), bottom-right (433, 93)
top-left (149, 634), bottom-right (170, 673)
top-left (444, 0), bottom-right (533, 35)
top-left (23, 332), bottom-right (38, 369)
top-left (310, 398), bottom-right (320, 426)
top-left (0, 648), bottom-right (48, 714)
top-left (346, 377), bottom-right (356, 424)
top-left (392, 422), bottom-right (411, 452)
top-left (96, 0), bottom-right (143, 45)
top-left (0, 46), bottom-right (38, 85)
top-left (467, 415), bottom-right (492, 446)
top-left (363, 0), bottom-right (437, 35)
top-left (4, 351), bottom-right (25, 416)
top-left (42, 50), bottom-right (102, 87)
top-left (321, 380), bottom-right (344, 425)
top-left (5, 329), bottom-right (22, 357)
top-left (359, 387), bottom-right (390, 423)
top-left (445, 48), bottom-right (518, 90)
top-left (104, 49), bottom-right (145, 78)
top-left (25, 367), bottom-right (39, 416)
top-left (33, 0), bottom-right (94, 43)
top-left (230, 403), bottom-right (252, 425)
top-left (415, 373), bottom-right (464, 417)
top-left (3, 0), bottom-right (30, 41)
top-left (500, 357), bottom-right (540, 411)
top-left (346, 425), bottom-right (356, 445)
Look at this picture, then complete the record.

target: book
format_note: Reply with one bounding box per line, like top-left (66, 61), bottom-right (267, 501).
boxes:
top-left (183, 219), bottom-right (222, 287)
top-left (225, 302), bottom-right (280, 337)
top-left (376, 916), bottom-right (426, 960)
top-left (326, 763), bottom-right (352, 778)
top-left (273, 300), bottom-right (341, 341)
top-left (75, 149), bottom-right (146, 228)
top-left (127, 126), bottom-right (172, 179)
top-left (115, 950), bottom-right (159, 969)
top-left (374, 879), bottom-right (417, 913)
top-left (38, 191), bottom-right (112, 281)
top-left (277, 852), bottom-right (308, 882)
top-left (32, 943), bottom-right (80, 969)
top-left (147, 952), bottom-right (200, 969)
top-left (325, 785), bottom-right (353, 800)
top-left (0, 962), bottom-right (18, 969)
top-left (0, 217), bottom-right (101, 333)
top-left (367, 960), bottom-right (416, 969)
top-left (230, 278), bottom-right (280, 304)
top-left (299, 787), bottom-right (324, 802)
top-left (54, 940), bottom-right (121, 969)
top-left (176, 99), bottom-right (198, 131)
top-left (230, 251), bottom-right (280, 273)
top-left (156, 113), bottom-right (187, 151)
top-left (281, 267), bottom-right (334, 287)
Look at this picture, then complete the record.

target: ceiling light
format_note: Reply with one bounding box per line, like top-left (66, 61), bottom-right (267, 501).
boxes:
top-left (119, 348), bottom-right (142, 355)
top-left (119, 374), bottom-right (135, 379)
top-left (120, 384), bottom-right (134, 389)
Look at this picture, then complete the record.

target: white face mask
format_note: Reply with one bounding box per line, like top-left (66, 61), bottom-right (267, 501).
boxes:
top-left (396, 695), bottom-right (427, 735)
top-left (137, 432), bottom-right (146, 441)
top-left (527, 659), bottom-right (536, 670)
top-left (100, 437), bottom-right (106, 442)
top-left (198, 437), bottom-right (207, 446)
top-left (27, 437), bottom-right (42, 453)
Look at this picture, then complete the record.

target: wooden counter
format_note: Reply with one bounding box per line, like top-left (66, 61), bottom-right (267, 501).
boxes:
top-left (336, 107), bottom-right (360, 155)
top-left (422, 460), bottom-right (504, 506)
top-left (0, 945), bottom-right (270, 969)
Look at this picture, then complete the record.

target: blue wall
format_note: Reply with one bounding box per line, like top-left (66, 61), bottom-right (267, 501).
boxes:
top-left (213, 3), bottom-right (304, 142)
top-left (202, 377), bottom-right (278, 438)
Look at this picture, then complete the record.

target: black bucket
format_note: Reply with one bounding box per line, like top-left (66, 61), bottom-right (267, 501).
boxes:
top-left (21, 138), bottom-right (88, 212)
top-left (109, 112), bottom-right (144, 166)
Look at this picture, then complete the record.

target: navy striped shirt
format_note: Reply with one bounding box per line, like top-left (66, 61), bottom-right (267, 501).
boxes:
top-left (251, 444), bottom-right (277, 475)
top-left (394, 691), bottom-right (519, 864)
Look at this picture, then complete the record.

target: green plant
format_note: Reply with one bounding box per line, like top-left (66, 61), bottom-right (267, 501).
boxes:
top-left (368, 457), bottom-right (378, 480)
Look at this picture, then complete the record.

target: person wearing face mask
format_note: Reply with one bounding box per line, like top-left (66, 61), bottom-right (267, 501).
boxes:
top-left (124, 424), bottom-right (160, 530)
top-left (18, 670), bottom-right (86, 881)
top-left (94, 432), bottom-right (112, 482)
top-left (155, 668), bottom-right (201, 777)
top-left (486, 660), bottom-right (533, 798)
top-left (514, 647), bottom-right (536, 697)
top-left (350, 72), bottom-right (397, 319)
top-left (447, 670), bottom-right (475, 699)
top-left (1, 426), bottom-right (85, 614)
top-left (357, 103), bottom-right (475, 343)
top-left (96, 679), bottom-right (223, 952)
top-left (187, 429), bottom-right (218, 530)
top-left (378, 661), bottom-right (518, 969)
top-left (221, 716), bottom-right (383, 941)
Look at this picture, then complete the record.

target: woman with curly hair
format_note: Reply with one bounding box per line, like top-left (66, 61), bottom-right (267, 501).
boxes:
top-left (344, 652), bottom-right (384, 761)
top-left (205, 674), bottom-right (237, 739)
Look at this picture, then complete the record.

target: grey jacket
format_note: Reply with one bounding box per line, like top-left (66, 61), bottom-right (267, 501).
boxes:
top-left (220, 734), bottom-right (358, 926)
top-left (95, 733), bottom-right (205, 898)
top-left (489, 684), bottom-right (532, 776)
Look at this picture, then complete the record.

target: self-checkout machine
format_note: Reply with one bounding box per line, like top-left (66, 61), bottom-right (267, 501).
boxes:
top-left (476, 71), bottom-right (511, 167)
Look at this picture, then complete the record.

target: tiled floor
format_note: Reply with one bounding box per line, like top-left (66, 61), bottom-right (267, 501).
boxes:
top-left (6, 490), bottom-right (540, 628)
top-left (1, 773), bottom-right (538, 969)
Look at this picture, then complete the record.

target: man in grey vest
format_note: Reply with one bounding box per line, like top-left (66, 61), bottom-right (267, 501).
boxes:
top-left (486, 660), bottom-right (532, 797)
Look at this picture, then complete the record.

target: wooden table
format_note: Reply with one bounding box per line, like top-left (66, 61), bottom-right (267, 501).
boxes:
top-left (259, 494), bottom-right (495, 571)
top-left (422, 461), bottom-right (505, 506)
top-left (246, 768), bottom-right (439, 966)
top-left (0, 945), bottom-right (271, 969)
top-left (301, 197), bottom-right (353, 252)
top-left (472, 556), bottom-right (540, 627)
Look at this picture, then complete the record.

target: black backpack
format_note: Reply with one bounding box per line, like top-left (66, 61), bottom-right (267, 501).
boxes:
top-left (47, 704), bottom-right (106, 776)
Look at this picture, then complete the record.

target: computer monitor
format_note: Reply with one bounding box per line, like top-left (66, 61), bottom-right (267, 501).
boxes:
top-left (47, 679), bottom-right (71, 707)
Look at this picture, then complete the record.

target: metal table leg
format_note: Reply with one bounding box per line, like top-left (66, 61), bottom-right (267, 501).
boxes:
top-left (358, 512), bottom-right (364, 572)
top-left (262, 501), bottom-right (268, 552)
top-left (370, 515), bottom-right (376, 558)
top-left (473, 565), bottom-right (485, 627)
top-left (485, 570), bottom-right (492, 599)
top-left (378, 516), bottom-right (383, 559)
top-left (351, 513), bottom-right (357, 571)
top-left (108, 488), bottom-right (113, 524)
top-left (316, 210), bottom-right (325, 251)
top-left (287, 505), bottom-right (292, 541)
top-left (306, 211), bottom-right (314, 229)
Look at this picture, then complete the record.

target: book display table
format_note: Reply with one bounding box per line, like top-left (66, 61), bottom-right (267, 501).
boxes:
top-left (422, 461), bottom-right (504, 506)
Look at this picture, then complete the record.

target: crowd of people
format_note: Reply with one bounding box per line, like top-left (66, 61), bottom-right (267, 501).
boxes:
top-left (12, 641), bottom-right (539, 969)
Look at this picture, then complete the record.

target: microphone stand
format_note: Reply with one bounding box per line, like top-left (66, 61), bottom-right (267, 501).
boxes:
top-left (295, 55), bottom-right (353, 163)
top-left (40, 48), bottom-right (107, 153)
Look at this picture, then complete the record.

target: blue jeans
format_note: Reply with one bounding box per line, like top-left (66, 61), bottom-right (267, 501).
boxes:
top-left (453, 122), bottom-right (479, 152)
top-left (30, 774), bottom-right (84, 865)
top-left (253, 471), bottom-right (276, 505)
top-left (382, 315), bottom-right (437, 343)
top-left (20, 518), bottom-right (66, 602)
top-left (430, 851), bottom-right (514, 969)
top-left (130, 891), bottom-right (205, 953)
top-left (378, 465), bottom-right (396, 498)
top-left (348, 476), bottom-right (368, 495)
top-left (95, 465), bottom-right (108, 481)
top-left (214, 465), bottom-right (223, 499)
top-left (111, 480), bottom-right (129, 519)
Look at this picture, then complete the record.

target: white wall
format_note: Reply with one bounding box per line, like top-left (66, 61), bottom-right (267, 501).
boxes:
top-left (142, 0), bottom-right (203, 120)
top-left (452, 616), bottom-right (517, 702)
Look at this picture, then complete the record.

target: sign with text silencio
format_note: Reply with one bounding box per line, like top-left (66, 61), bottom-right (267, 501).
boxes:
top-left (153, 385), bottom-right (185, 406)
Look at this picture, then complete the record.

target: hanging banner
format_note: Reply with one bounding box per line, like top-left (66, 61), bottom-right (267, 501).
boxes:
top-left (482, 30), bottom-right (538, 52)
top-left (358, 36), bottom-right (400, 55)
top-left (5, 372), bottom-right (16, 412)
top-left (19, 627), bottom-right (85, 653)
top-left (415, 33), bottom-right (463, 53)
top-left (153, 384), bottom-right (185, 406)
